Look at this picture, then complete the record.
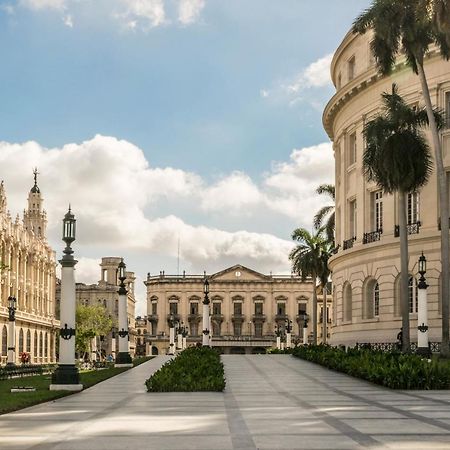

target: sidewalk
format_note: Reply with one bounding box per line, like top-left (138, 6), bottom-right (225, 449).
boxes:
top-left (1, 355), bottom-right (450, 449)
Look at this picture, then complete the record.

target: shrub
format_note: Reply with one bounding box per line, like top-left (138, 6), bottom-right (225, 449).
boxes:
top-left (293, 345), bottom-right (450, 390)
top-left (145, 347), bottom-right (225, 392)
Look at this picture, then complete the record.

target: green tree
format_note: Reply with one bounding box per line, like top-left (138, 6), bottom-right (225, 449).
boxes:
top-left (289, 228), bottom-right (329, 344)
top-left (353, 0), bottom-right (450, 355)
top-left (363, 84), bottom-right (437, 352)
top-left (76, 305), bottom-right (113, 360)
top-left (313, 184), bottom-right (335, 245)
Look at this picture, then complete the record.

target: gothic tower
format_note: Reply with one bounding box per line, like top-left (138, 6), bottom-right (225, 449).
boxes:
top-left (23, 168), bottom-right (47, 239)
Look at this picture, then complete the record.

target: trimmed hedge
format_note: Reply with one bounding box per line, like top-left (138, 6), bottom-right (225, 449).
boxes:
top-left (146, 347), bottom-right (225, 392)
top-left (293, 345), bottom-right (450, 390)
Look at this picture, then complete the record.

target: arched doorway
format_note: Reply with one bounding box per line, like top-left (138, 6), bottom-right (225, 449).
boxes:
top-left (151, 346), bottom-right (159, 355)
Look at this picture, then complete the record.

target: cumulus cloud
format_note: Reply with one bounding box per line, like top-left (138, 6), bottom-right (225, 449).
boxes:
top-left (117, 0), bottom-right (166, 29)
top-left (0, 135), bottom-right (333, 288)
top-left (178, 0), bottom-right (205, 25)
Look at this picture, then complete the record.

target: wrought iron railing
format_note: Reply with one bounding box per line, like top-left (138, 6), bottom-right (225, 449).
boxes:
top-left (331, 244), bottom-right (340, 255)
top-left (355, 341), bottom-right (440, 353)
top-left (343, 237), bottom-right (356, 250)
top-left (394, 221), bottom-right (421, 237)
top-left (363, 229), bottom-right (382, 244)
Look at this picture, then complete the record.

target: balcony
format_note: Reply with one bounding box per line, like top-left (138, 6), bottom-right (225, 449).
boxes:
top-left (188, 313), bottom-right (201, 322)
top-left (275, 313), bottom-right (288, 321)
top-left (394, 221), bottom-right (421, 237)
top-left (231, 314), bottom-right (245, 322)
top-left (166, 313), bottom-right (181, 323)
top-left (252, 313), bottom-right (266, 322)
top-left (148, 314), bottom-right (158, 323)
top-left (343, 237), bottom-right (356, 250)
top-left (211, 313), bottom-right (224, 322)
top-left (363, 229), bottom-right (382, 244)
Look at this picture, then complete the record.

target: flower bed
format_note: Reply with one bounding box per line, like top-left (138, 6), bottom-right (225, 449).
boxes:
top-left (146, 347), bottom-right (225, 392)
top-left (293, 345), bottom-right (450, 390)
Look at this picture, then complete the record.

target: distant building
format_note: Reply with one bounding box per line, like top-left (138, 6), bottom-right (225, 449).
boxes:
top-left (134, 316), bottom-right (147, 356)
top-left (144, 264), bottom-right (331, 355)
top-left (0, 172), bottom-right (58, 365)
top-left (57, 257), bottom-right (137, 358)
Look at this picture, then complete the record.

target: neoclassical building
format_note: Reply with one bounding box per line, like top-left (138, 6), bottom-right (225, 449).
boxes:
top-left (0, 173), bottom-right (58, 365)
top-left (68, 257), bottom-right (137, 358)
top-left (323, 29), bottom-right (450, 346)
top-left (144, 264), bottom-right (331, 355)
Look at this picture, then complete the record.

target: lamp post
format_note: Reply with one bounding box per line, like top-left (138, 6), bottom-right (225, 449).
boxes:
top-left (50, 207), bottom-right (82, 391)
top-left (6, 296), bottom-right (16, 367)
top-left (275, 324), bottom-right (281, 350)
top-left (302, 314), bottom-right (309, 345)
top-left (168, 314), bottom-right (175, 355)
top-left (202, 278), bottom-right (210, 346)
top-left (177, 321), bottom-right (183, 350)
top-left (182, 325), bottom-right (188, 349)
top-left (115, 259), bottom-right (132, 367)
top-left (111, 327), bottom-right (116, 360)
top-left (417, 252), bottom-right (430, 357)
top-left (285, 319), bottom-right (293, 349)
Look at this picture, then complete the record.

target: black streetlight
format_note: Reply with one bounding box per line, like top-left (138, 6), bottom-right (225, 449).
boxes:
top-left (202, 278), bottom-right (210, 346)
top-left (115, 258), bottom-right (132, 366)
top-left (7, 296), bottom-right (16, 322)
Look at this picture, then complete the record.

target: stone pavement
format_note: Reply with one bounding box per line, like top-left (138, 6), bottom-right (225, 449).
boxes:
top-left (1, 355), bottom-right (450, 449)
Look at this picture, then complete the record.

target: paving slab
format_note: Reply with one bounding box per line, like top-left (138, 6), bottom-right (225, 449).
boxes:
top-left (2, 354), bottom-right (450, 449)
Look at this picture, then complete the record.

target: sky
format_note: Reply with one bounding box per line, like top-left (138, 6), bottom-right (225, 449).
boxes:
top-left (0, 0), bottom-right (371, 315)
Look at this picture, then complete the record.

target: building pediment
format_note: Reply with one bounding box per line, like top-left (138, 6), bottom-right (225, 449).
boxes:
top-left (210, 265), bottom-right (270, 282)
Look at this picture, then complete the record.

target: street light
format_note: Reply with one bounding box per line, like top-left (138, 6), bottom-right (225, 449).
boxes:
top-left (50, 207), bottom-right (82, 391)
top-left (274, 324), bottom-right (281, 350)
top-left (6, 296), bottom-right (16, 367)
top-left (285, 319), bottom-right (293, 349)
top-left (417, 252), bottom-right (430, 356)
top-left (202, 277), bottom-right (210, 346)
top-left (115, 259), bottom-right (132, 367)
top-left (168, 314), bottom-right (176, 355)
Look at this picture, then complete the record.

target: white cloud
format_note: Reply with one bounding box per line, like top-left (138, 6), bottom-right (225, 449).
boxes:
top-left (261, 53), bottom-right (333, 107)
top-left (20, 0), bottom-right (67, 10)
top-left (63, 14), bottom-right (73, 27)
top-left (0, 135), bottom-right (333, 290)
top-left (178, 0), bottom-right (205, 25)
top-left (117, 0), bottom-right (166, 29)
top-left (1, 3), bottom-right (15, 14)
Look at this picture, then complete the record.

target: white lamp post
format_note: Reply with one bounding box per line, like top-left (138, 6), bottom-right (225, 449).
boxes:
top-left (115, 259), bottom-right (132, 367)
top-left (168, 315), bottom-right (175, 355)
top-left (50, 207), bottom-right (82, 391)
top-left (111, 328), bottom-right (116, 360)
top-left (302, 314), bottom-right (309, 345)
top-left (286, 319), bottom-right (293, 349)
top-left (182, 325), bottom-right (188, 349)
top-left (202, 278), bottom-right (210, 346)
top-left (177, 322), bottom-right (183, 350)
top-left (275, 324), bottom-right (281, 350)
top-left (417, 252), bottom-right (430, 357)
top-left (6, 296), bottom-right (16, 367)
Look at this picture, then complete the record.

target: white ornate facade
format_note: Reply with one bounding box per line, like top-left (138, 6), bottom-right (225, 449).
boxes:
top-left (323, 29), bottom-right (450, 346)
top-left (0, 174), bottom-right (58, 364)
top-left (144, 264), bottom-right (330, 355)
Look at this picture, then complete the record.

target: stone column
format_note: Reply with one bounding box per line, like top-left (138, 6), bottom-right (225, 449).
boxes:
top-left (50, 207), bottom-right (82, 391)
top-left (115, 259), bottom-right (132, 367)
top-left (6, 296), bottom-right (16, 366)
top-left (417, 254), bottom-right (429, 357)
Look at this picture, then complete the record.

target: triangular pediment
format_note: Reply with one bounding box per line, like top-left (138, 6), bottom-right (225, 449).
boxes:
top-left (210, 265), bottom-right (270, 282)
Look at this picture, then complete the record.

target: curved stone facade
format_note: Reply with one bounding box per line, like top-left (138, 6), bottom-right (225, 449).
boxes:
top-left (323, 30), bottom-right (450, 346)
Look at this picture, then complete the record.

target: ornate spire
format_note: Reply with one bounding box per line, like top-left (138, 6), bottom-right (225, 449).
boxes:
top-left (31, 167), bottom-right (40, 194)
top-left (0, 181), bottom-right (6, 213)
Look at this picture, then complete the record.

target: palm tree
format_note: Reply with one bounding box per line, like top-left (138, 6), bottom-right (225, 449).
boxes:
top-left (313, 184), bottom-right (335, 245)
top-left (353, 0), bottom-right (450, 355)
top-left (363, 84), bottom-right (436, 352)
top-left (289, 227), bottom-right (329, 345)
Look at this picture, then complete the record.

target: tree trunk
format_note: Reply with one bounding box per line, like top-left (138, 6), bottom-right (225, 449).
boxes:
top-left (417, 63), bottom-right (450, 356)
top-left (312, 271), bottom-right (317, 345)
top-left (399, 191), bottom-right (410, 353)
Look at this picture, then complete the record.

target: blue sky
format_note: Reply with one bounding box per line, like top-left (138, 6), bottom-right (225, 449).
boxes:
top-left (0, 0), bottom-right (371, 313)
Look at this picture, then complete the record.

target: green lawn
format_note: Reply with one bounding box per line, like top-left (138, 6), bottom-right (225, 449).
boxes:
top-left (0, 366), bottom-right (130, 415)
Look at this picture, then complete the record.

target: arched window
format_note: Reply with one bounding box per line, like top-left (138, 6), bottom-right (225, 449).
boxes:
top-left (18, 328), bottom-right (24, 354)
top-left (26, 329), bottom-right (31, 352)
top-left (39, 331), bottom-right (43, 357)
top-left (34, 331), bottom-right (38, 360)
top-left (1, 325), bottom-right (7, 357)
top-left (363, 278), bottom-right (379, 319)
top-left (343, 282), bottom-right (352, 322)
top-left (394, 275), bottom-right (418, 316)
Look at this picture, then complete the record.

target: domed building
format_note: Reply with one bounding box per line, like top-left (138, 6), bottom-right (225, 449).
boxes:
top-left (323, 29), bottom-right (450, 347)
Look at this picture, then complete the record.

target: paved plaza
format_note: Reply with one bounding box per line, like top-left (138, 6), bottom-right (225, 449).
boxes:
top-left (1, 355), bottom-right (450, 449)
